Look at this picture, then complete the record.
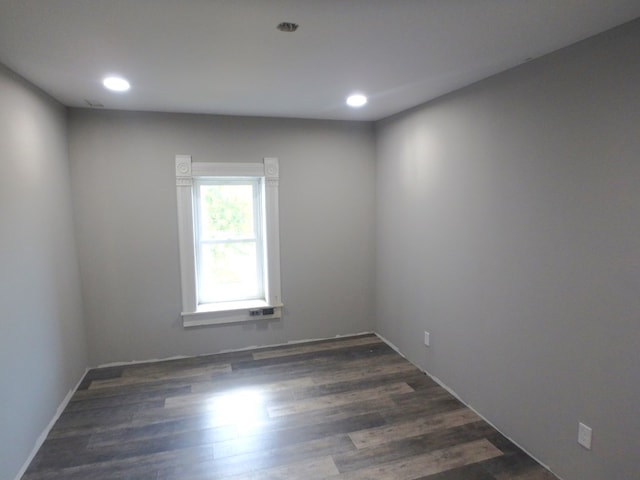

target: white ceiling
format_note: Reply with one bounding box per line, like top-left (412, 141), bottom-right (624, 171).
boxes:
top-left (1, 1), bottom-right (639, 121)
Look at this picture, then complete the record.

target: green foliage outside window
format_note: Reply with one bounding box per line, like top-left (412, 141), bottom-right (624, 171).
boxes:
top-left (198, 182), bottom-right (258, 296)
top-left (202, 184), bottom-right (254, 239)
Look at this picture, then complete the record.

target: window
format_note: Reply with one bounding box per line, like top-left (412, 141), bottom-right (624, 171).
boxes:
top-left (176, 156), bottom-right (282, 327)
top-left (194, 178), bottom-right (264, 304)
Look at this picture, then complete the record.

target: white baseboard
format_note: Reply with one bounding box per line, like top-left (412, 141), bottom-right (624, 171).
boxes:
top-left (13, 368), bottom-right (88, 480)
top-left (95, 331), bottom-right (375, 368)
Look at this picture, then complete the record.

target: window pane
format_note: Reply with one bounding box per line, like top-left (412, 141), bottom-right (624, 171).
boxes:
top-left (199, 241), bottom-right (259, 303)
top-left (199, 184), bottom-right (255, 240)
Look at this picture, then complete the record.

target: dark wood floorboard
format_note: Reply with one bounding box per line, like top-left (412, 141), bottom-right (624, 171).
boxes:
top-left (22, 334), bottom-right (559, 480)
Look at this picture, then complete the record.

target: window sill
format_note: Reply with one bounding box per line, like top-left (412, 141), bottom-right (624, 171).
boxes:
top-left (181, 300), bottom-right (283, 328)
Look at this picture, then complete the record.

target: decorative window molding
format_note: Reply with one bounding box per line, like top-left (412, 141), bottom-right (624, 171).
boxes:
top-left (175, 155), bottom-right (282, 327)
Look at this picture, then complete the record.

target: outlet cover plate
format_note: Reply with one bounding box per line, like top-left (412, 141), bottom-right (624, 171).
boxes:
top-left (578, 422), bottom-right (592, 449)
top-left (424, 331), bottom-right (430, 347)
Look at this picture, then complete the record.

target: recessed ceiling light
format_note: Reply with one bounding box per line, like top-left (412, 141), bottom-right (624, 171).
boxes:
top-left (103, 76), bottom-right (130, 92)
top-left (346, 94), bottom-right (367, 108)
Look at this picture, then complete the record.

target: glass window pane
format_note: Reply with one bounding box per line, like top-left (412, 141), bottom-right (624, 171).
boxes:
top-left (199, 242), bottom-right (259, 303)
top-left (199, 184), bottom-right (255, 240)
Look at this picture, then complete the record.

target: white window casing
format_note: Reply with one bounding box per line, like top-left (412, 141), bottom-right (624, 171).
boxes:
top-left (175, 155), bottom-right (282, 327)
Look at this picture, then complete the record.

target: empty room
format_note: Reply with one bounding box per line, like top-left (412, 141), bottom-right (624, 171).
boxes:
top-left (1, 2), bottom-right (639, 480)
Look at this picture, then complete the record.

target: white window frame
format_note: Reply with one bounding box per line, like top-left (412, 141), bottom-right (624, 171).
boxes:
top-left (176, 155), bottom-right (282, 327)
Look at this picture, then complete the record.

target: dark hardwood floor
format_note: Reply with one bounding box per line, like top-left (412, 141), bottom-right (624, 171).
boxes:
top-left (23, 334), bottom-right (558, 480)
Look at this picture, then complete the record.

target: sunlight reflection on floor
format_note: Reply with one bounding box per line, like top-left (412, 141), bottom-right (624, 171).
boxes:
top-left (204, 388), bottom-right (267, 435)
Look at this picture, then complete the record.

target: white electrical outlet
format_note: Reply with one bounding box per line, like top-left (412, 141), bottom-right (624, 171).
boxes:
top-left (578, 422), bottom-right (592, 450)
top-left (424, 331), bottom-right (430, 347)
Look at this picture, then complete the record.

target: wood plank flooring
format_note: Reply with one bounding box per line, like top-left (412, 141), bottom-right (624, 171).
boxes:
top-left (22, 334), bottom-right (558, 480)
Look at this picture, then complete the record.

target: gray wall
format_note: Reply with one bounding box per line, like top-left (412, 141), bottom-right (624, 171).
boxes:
top-left (375, 20), bottom-right (640, 480)
top-left (0, 65), bottom-right (87, 480)
top-left (67, 110), bottom-right (376, 366)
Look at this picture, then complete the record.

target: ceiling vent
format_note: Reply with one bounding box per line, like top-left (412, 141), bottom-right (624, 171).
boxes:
top-left (85, 99), bottom-right (104, 108)
top-left (277, 22), bottom-right (299, 32)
